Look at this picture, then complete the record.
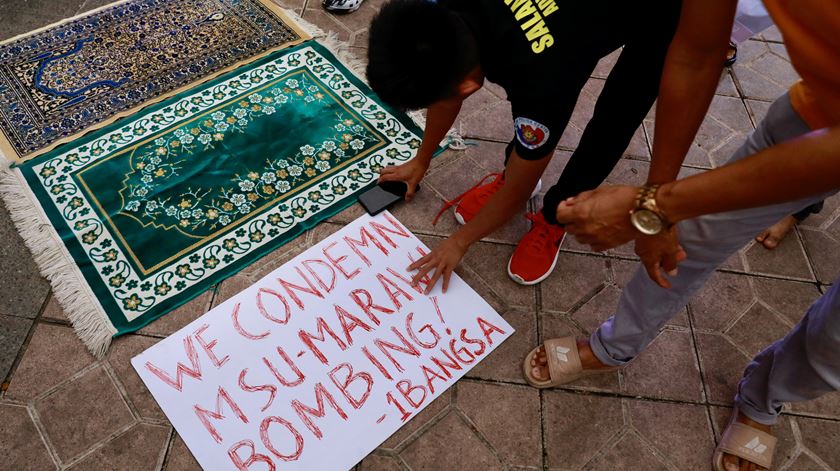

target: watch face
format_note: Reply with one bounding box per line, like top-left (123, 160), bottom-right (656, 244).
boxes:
top-left (631, 209), bottom-right (663, 235)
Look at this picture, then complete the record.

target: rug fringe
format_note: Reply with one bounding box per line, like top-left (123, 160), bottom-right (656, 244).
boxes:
top-left (0, 159), bottom-right (115, 358)
top-left (281, 7), bottom-right (463, 149)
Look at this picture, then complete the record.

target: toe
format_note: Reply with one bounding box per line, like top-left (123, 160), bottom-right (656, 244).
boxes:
top-left (762, 237), bottom-right (779, 249)
top-left (722, 454), bottom-right (740, 471)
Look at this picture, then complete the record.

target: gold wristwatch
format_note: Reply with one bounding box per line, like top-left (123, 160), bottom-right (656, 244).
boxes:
top-left (630, 184), bottom-right (669, 235)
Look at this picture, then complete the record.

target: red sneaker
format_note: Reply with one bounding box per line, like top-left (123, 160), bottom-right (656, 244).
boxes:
top-left (432, 173), bottom-right (543, 226)
top-left (508, 211), bottom-right (566, 285)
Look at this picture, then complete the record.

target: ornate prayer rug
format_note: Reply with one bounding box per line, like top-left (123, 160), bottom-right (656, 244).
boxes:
top-left (2, 42), bottom-right (431, 355)
top-left (0, 0), bottom-right (309, 162)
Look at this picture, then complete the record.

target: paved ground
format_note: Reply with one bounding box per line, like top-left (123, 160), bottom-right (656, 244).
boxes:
top-left (1, 0), bottom-right (839, 470)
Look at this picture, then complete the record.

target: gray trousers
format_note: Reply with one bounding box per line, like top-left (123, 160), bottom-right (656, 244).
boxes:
top-left (590, 93), bottom-right (839, 425)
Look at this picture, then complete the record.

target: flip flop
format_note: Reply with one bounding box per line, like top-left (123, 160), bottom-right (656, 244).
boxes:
top-left (713, 409), bottom-right (777, 470)
top-left (322, 0), bottom-right (363, 13)
top-left (522, 337), bottom-right (617, 388)
top-left (725, 41), bottom-right (738, 67)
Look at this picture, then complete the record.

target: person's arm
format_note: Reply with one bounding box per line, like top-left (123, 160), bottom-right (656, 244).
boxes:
top-left (555, 127), bottom-right (840, 249)
top-left (378, 96), bottom-right (463, 200)
top-left (659, 127), bottom-right (840, 221)
top-left (646, 0), bottom-right (738, 184)
top-left (408, 147), bottom-right (551, 292)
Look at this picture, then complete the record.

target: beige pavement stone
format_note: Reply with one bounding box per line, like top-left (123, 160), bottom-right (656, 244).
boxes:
top-left (732, 40), bottom-right (800, 101)
top-left (543, 390), bottom-right (623, 470)
top-left (539, 253), bottom-right (610, 313)
top-left (212, 273), bottom-right (254, 308)
top-left (164, 434), bottom-right (201, 471)
top-left (35, 366), bottom-right (135, 463)
top-left (381, 389), bottom-right (451, 450)
top-left (466, 309), bottom-right (535, 384)
top-left (300, 8), bottom-right (352, 42)
top-left (138, 290), bottom-right (214, 337)
top-left (645, 95), bottom-right (753, 169)
top-left (41, 296), bottom-right (69, 322)
top-left (0, 403), bottom-right (56, 470)
top-left (68, 423), bottom-right (169, 471)
top-left (461, 242), bottom-right (536, 310)
top-left (357, 453), bottom-right (403, 470)
top-left (570, 285), bottom-right (622, 335)
top-left (107, 334), bottom-right (164, 421)
top-left (6, 323), bottom-right (95, 401)
top-left (725, 303), bottom-right (793, 358)
top-left (622, 329), bottom-right (704, 402)
top-left (457, 381), bottom-right (541, 468)
top-left (689, 271), bottom-right (755, 332)
top-left (744, 233), bottom-right (814, 280)
top-left (399, 411), bottom-right (503, 470)
top-left (790, 392), bottom-right (840, 422)
top-left (752, 277), bottom-right (821, 325)
top-left (797, 417), bottom-right (840, 470)
top-left (628, 400), bottom-right (714, 470)
top-left (461, 101), bottom-right (513, 143)
top-left (584, 432), bottom-right (668, 470)
top-left (800, 227), bottom-right (840, 284)
top-left (695, 334), bottom-right (751, 404)
top-left (800, 193), bottom-right (840, 230)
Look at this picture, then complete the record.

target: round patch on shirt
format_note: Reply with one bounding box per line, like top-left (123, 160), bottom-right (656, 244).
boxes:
top-left (514, 117), bottom-right (550, 150)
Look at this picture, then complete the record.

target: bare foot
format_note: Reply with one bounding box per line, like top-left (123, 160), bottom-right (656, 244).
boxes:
top-left (755, 215), bottom-right (797, 250)
top-left (721, 411), bottom-right (772, 471)
top-left (529, 339), bottom-right (610, 381)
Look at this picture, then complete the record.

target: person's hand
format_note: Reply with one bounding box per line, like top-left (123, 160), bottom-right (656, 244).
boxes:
top-left (635, 227), bottom-right (686, 289)
top-left (407, 236), bottom-right (468, 294)
top-left (378, 158), bottom-right (429, 201)
top-left (555, 185), bottom-right (638, 251)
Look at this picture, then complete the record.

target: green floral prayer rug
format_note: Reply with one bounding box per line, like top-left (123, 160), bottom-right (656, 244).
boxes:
top-left (0, 0), bottom-right (308, 162)
top-left (2, 42), bottom-right (430, 356)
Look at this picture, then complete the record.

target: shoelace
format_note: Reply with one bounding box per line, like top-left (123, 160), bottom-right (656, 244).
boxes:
top-left (522, 213), bottom-right (562, 254)
top-left (432, 172), bottom-right (503, 225)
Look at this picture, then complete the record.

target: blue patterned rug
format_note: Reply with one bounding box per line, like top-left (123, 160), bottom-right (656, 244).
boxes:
top-left (0, 0), bottom-right (308, 161)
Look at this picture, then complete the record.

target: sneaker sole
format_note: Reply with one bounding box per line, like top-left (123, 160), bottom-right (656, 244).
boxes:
top-left (453, 179), bottom-right (543, 226)
top-left (507, 233), bottom-right (565, 286)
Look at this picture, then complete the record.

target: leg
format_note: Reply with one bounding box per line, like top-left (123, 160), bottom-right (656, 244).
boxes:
top-left (736, 279), bottom-right (840, 425)
top-left (590, 93), bottom-right (832, 365)
top-left (541, 0), bottom-right (681, 224)
top-left (754, 200), bottom-right (824, 249)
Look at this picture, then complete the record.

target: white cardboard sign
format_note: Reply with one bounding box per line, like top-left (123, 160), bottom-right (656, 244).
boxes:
top-left (132, 212), bottom-right (514, 470)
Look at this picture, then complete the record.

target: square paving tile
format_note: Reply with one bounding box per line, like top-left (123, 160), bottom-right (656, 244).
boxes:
top-left (543, 390), bottom-right (623, 470)
top-left (5, 323), bottom-right (94, 401)
top-left (457, 381), bottom-right (542, 468)
top-left (0, 314), bottom-right (32, 383)
top-left (628, 399), bottom-right (715, 470)
top-left (0, 0), bottom-right (86, 40)
top-left (0, 403), bottom-right (56, 470)
top-left (68, 423), bottom-right (169, 471)
top-left (137, 290), bottom-right (214, 337)
top-left (0, 205), bottom-right (50, 319)
top-left (621, 329), bottom-right (704, 402)
top-left (744, 233), bottom-right (814, 280)
top-left (34, 366), bottom-right (135, 463)
top-left (164, 434), bottom-right (201, 471)
top-left (399, 411), bottom-right (503, 470)
top-left (107, 335), bottom-right (165, 421)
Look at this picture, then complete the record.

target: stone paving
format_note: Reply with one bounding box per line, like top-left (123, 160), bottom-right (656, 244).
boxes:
top-left (1, 1), bottom-right (839, 470)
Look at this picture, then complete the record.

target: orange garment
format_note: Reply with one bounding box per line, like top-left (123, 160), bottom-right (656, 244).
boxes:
top-left (763, 0), bottom-right (840, 129)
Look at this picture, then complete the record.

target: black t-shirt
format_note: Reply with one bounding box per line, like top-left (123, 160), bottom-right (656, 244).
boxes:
top-left (443, 0), bottom-right (626, 159)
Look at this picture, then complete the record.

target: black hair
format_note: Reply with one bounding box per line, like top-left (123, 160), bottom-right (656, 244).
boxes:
top-left (367, 0), bottom-right (479, 110)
